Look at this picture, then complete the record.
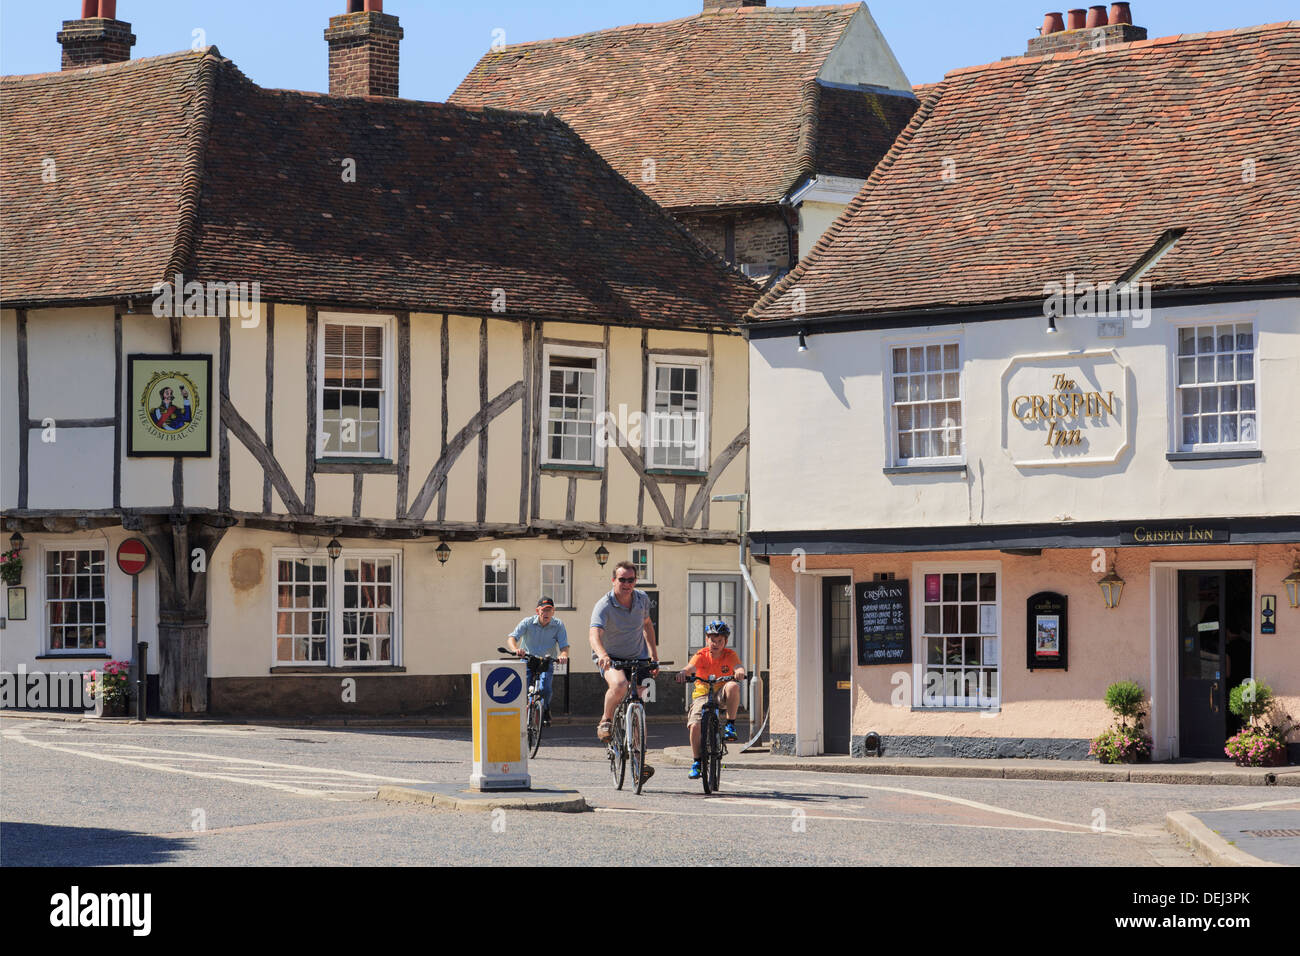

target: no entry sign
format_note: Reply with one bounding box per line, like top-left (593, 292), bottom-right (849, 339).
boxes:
top-left (116, 538), bottom-right (150, 575)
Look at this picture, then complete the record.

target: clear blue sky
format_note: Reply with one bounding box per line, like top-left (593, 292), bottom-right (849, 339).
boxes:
top-left (1, 1), bottom-right (1295, 94)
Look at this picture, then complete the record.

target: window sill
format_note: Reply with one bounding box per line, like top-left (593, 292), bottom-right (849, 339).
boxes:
top-left (270, 665), bottom-right (406, 674)
top-left (540, 464), bottom-right (603, 476)
top-left (315, 458), bottom-right (397, 474)
top-left (911, 706), bottom-right (1000, 713)
top-left (1166, 450), bottom-right (1261, 462)
top-left (884, 463), bottom-right (967, 475)
top-left (479, 606), bottom-right (521, 612)
top-left (645, 468), bottom-right (707, 481)
top-left (36, 653), bottom-right (111, 660)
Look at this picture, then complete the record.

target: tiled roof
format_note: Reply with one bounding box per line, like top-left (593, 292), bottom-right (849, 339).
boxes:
top-left (450, 4), bottom-right (914, 210)
top-left (751, 22), bottom-right (1300, 322)
top-left (1, 50), bottom-right (759, 328)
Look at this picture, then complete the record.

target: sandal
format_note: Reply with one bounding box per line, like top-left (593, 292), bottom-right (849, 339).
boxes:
top-left (597, 720), bottom-right (613, 742)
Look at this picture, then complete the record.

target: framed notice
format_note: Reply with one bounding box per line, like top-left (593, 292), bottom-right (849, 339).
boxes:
top-left (127, 354), bottom-right (212, 457)
top-left (1026, 591), bottom-right (1068, 670)
top-left (7, 586), bottom-right (26, 621)
top-left (855, 579), bottom-right (911, 665)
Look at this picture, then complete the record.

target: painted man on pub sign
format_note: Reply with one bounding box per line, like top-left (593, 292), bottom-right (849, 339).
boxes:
top-left (127, 356), bottom-right (211, 456)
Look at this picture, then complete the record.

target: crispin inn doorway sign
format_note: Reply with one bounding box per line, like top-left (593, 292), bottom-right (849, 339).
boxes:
top-left (1000, 350), bottom-right (1130, 468)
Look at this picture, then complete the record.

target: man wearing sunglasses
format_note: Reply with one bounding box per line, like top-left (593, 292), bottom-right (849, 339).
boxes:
top-left (589, 561), bottom-right (659, 776)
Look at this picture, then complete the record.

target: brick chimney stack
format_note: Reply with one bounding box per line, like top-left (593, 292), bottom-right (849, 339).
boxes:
top-left (703, 1), bottom-right (767, 10)
top-left (1027, 3), bottom-right (1146, 55)
top-left (57, 1), bottom-right (136, 70)
top-left (325, 0), bottom-right (403, 98)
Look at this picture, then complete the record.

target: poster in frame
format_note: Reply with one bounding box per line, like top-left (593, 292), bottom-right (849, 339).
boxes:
top-left (7, 586), bottom-right (26, 621)
top-left (126, 354), bottom-right (213, 457)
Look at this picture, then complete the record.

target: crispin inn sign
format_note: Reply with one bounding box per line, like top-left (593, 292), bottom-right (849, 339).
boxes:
top-left (1001, 351), bottom-right (1130, 467)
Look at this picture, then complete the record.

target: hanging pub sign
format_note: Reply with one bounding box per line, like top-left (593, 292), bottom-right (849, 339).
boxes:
top-left (1026, 591), bottom-right (1068, 670)
top-left (855, 579), bottom-right (911, 665)
top-left (127, 354), bottom-right (212, 457)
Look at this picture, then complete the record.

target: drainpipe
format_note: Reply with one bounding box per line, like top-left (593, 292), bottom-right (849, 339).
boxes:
top-left (711, 493), bottom-right (767, 749)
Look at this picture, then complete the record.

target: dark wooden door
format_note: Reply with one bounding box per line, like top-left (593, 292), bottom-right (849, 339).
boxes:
top-left (1178, 571), bottom-right (1227, 758)
top-left (822, 577), bottom-right (852, 754)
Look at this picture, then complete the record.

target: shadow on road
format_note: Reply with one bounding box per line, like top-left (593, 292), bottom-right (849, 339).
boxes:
top-left (0, 822), bottom-right (193, 867)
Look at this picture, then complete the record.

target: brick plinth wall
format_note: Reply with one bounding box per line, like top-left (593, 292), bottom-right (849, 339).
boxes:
top-left (1026, 23), bottom-right (1147, 56)
top-left (325, 10), bottom-right (403, 98)
top-left (57, 18), bottom-right (136, 70)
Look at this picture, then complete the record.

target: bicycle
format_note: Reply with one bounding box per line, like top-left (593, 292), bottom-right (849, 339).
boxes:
top-left (603, 658), bottom-right (672, 794)
top-left (687, 674), bottom-right (745, 794)
top-left (497, 647), bottom-right (556, 758)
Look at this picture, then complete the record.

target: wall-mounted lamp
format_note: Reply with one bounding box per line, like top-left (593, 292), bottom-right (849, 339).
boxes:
top-left (435, 541), bottom-right (451, 566)
top-left (326, 537), bottom-right (343, 561)
top-left (1097, 555), bottom-right (1124, 609)
top-left (594, 544), bottom-right (609, 567)
top-left (797, 329), bottom-right (809, 353)
top-left (1283, 556), bottom-right (1300, 609)
top-left (9, 531), bottom-right (24, 552)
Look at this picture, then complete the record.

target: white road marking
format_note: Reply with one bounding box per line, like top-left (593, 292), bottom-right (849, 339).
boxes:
top-left (4, 725), bottom-right (426, 801)
top-left (592, 806), bottom-right (1119, 835)
top-left (1196, 797), bottom-right (1300, 812)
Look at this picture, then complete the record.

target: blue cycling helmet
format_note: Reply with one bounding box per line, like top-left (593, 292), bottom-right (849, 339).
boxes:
top-left (705, 620), bottom-right (731, 639)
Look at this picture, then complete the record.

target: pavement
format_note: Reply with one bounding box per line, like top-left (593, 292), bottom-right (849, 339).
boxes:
top-left (6, 709), bottom-right (1297, 866)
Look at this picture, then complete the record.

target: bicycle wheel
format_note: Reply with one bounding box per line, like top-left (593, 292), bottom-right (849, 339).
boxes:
top-left (629, 703), bottom-right (647, 795)
top-left (707, 712), bottom-right (723, 793)
top-left (609, 711), bottom-right (626, 790)
top-left (700, 710), bottom-right (716, 794)
top-left (527, 695), bottom-right (543, 758)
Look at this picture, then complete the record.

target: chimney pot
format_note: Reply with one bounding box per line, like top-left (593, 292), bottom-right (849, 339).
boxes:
top-left (1066, 8), bottom-right (1087, 29)
top-left (99, 0), bottom-right (115, 18)
top-left (81, 1), bottom-right (96, 17)
top-left (1108, 2), bottom-right (1132, 24)
top-left (347, 0), bottom-right (363, 11)
top-left (1086, 5), bottom-right (1107, 27)
top-left (365, 0), bottom-right (383, 10)
top-left (1042, 12), bottom-right (1065, 34)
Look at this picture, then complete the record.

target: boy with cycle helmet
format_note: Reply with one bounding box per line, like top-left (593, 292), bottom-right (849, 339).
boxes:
top-left (676, 619), bottom-right (746, 779)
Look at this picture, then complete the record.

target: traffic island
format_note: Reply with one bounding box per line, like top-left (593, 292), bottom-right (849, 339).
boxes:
top-left (376, 783), bottom-right (587, 813)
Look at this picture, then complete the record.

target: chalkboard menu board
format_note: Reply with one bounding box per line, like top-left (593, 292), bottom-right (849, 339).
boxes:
top-left (855, 579), bottom-right (911, 665)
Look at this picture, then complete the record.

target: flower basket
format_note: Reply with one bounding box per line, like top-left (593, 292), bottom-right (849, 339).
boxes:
top-left (85, 660), bottom-right (132, 717)
top-left (1090, 727), bottom-right (1152, 764)
top-left (0, 549), bottom-right (22, 587)
top-left (1225, 729), bottom-right (1288, 767)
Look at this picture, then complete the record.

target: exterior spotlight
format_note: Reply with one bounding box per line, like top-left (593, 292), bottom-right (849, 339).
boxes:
top-left (797, 329), bottom-right (808, 352)
top-left (1097, 558), bottom-right (1124, 609)
top-left (435, 541), bottom-right (451, 566)
top-left (9, 531), bottom-right (23, 552)
top-left (1284, 556), bottom-right (1300, 609)
top-left (326, 537), bottom-right (343, 561)
top-left (595, 544), bottom-right (609, 567)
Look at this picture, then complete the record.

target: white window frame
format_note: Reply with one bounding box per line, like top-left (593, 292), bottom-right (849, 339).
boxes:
top-left (1168, 317), bottom-right (1259, 453)
top-left (41, 543), bottom-right (110, 655)
top-left (629, 544), bottom-right (654, 586)
top-left (687, 572), bottom-right (745, 667)
top-left (912, 560), bottom-right (1000, 710)
top-left (645, 355), bottom-right (710, 471)
top-left (271, 548), bottom-right (402, 667)
top-left (539, 559), bottom-right (572, 608)
top-left (541, 344), bottom-right (606, 467)
top-left (482, 558), bottom-right (516, 609)
top-left (316, 312), bottom-right (395, 460)
top-left (884, 338), bottom-right (964, 468)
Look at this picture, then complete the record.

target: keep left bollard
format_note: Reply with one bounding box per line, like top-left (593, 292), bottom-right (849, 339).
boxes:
top-left (469, 659), bottom-right (530, 791)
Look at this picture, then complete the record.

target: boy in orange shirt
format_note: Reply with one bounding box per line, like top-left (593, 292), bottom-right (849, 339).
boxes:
top-left (675, 620), bottom-right (746, 779)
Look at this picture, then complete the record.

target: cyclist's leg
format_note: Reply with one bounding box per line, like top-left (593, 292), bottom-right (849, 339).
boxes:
top-left (721, 680), bottom-right (740, 739)
top-left (538, 666), bottom-right (553, 717)
top-left (686, 695), bottom-right (705, 758)
top-left (596, 661), bottom-right (627, 739)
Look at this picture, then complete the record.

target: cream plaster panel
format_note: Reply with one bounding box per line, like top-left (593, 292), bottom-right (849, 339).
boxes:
top-left (645, 329), bottom-right (707, 352)
top-left (0, 529), bottom-right (159, 674)
top-left (28, 427), bottom-right (114, 508)
top-left (818, 5), bottom-right (913, 91)
top-left (607, 325), bottom-right (639, 423)
top-left (442, 314), bottom-right (480, 522)
top-left (538, 471), bottom-right (567, 520)
top-left (574, 471), bottom-right (600, 523)
top-left (225, 309), bottom-right (267, 455)
top-left (361, 473), bottom-right (398, 520)
top-left (26, 307), bottom-right (115, 418)
top-left (228, 439), bottom-right (264, 513)
top-left (751, 298), bottom-right (1300, 532)
top-left (407, 313), bottom-right (443, 510)
top-left (485, 404), bottom-right (523, 524)
top-left (797, 200), bottom-right (847, 255)
top-left (313, 474), bottom-right (353, 519)
top-left (605, 447), bottom-right (640, 526)
top-left (543, 321), bottom-right (603, 344)
top-left (2, 310), bottom-right (18, 509)
top-left (271, 306), bottom-right (308, 513)
top-left (711, 333), bottom-right (748, 457)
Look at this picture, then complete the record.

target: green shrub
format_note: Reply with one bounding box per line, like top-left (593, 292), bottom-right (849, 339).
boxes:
top-left (1228, 680), bottom-right (1273, 728)
top-left (1103, 680), bottom-right (1146, 727)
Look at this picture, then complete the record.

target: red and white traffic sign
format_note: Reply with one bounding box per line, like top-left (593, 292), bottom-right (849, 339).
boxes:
top-left (116, 538), bottom-right (150, 575)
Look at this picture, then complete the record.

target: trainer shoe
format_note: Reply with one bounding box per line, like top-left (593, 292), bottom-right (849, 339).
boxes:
top-left (689, 760), bottom-right (701, 779)
top-left (724, 721), bottom-right (738, 741)
top-left (640, 765), bottom-right (655, 783)
top-left (542, 708), bottom-right (551, 727)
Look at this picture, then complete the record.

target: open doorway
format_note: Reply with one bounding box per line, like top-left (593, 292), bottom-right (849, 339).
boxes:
top-left (1177, 569), bottom-right (1252, 758)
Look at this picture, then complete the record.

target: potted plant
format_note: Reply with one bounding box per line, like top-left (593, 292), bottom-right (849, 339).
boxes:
top-left (85, 660), bottom-right (132, 718)
top-left (0, 547), bottom-right (22, 587)
top-left (1225, 680), bottom-right (1291, 767)
top-left (1089, 680), bottom-right (1153, 764)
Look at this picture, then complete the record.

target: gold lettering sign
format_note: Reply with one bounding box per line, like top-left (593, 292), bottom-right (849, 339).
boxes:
top-left (1011, 372), bottom-right (1116, 446)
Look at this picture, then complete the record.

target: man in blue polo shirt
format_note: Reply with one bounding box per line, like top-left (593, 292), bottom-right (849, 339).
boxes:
top-left (507, 596), bottom-right (569, 725)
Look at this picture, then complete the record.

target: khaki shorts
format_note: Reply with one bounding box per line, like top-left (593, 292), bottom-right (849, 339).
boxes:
top-left (687, 695), bottom-right (728, 727)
